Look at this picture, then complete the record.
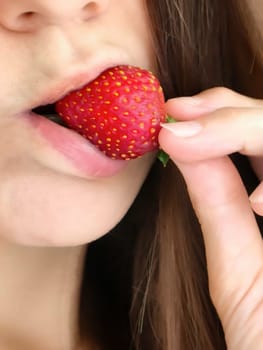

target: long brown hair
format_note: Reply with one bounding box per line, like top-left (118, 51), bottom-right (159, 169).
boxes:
top-left (78, 1), bottom-right (261, 349)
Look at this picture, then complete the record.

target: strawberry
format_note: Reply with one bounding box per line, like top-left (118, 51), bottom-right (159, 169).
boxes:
top-left (55, 65), bottom-right (166, 161)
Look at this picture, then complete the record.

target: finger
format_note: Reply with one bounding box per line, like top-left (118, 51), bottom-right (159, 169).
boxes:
top-left (166, 87), bottom-right (263, 120)
top-left (250, 181), bottom-right (263, 215)
top-left (173, 156), bottom-right (263, 328)
top-left (159, 107), bottom-right (263, 163)
top-left (248, 156), bottom-right (263, 215)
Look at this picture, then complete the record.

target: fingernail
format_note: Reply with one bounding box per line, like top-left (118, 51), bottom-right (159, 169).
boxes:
top-left (161, 121), bottom-right (202, 137)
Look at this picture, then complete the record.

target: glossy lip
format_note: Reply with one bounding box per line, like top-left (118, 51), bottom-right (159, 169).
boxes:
top-left (26, 112), bottom-right (128, 178)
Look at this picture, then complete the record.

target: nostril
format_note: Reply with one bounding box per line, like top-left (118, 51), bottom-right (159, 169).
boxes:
top-left (19, 11), bottom-right (36, 19)
top-left (8, 11), bottom-right (41, 32)
top-left (82, 1), bottom-right (106, 20)
top-left (1, 1), bottom-right (109, 32)
top-left (83, 2), bottom-right (97, 10)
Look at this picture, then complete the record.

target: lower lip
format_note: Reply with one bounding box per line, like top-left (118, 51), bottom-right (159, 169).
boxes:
top-left (25, 112), bottom-right (127, 177)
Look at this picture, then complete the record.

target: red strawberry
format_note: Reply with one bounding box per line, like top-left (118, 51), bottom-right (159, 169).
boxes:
top-left (55, 65), bottom-right (166, 160)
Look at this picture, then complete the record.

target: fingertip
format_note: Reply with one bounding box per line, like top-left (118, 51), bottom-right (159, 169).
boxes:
top-left (158, 126), bottom-right (172, 152)
top-left (158, 126), bottom-right (178, 162)
top-left (165, 96), bottom-right (206, 119)
top-left (250, 190), bottom-right (263, 216)
top-left (160, 121), bottom-right (203, 138)
top-left (251, 202), bottom-right (263, 216)
top-left (158, 122), bottom-right (205, 163)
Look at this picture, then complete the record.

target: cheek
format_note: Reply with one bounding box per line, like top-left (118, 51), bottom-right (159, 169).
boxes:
top-left (0, 154), bottom-right (154, 247)
top-left (105, 1), bottom-right (154, 69)
top-left (0, 34), bottom-right (31, 114)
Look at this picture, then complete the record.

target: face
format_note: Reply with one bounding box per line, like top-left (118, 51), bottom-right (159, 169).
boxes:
top-left (0, 0), bottom-right (155, 246)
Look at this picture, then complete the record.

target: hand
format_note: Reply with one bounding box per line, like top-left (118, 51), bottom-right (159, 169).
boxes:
top-left (158, 87), bottom-right (263, 350)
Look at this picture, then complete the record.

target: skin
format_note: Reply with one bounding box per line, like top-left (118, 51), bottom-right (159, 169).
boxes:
top-left (0, 0), bottom-right (262, 349)
top-left (0, 0), bottom-right (155, 247)
top-left (159, 6), bottom-right (263, 348)
top-left (0, 0), bottom-right (155, 348)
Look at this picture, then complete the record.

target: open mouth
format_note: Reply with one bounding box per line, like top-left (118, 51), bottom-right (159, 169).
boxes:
top-left (32, 104), bottom-right (68, 127)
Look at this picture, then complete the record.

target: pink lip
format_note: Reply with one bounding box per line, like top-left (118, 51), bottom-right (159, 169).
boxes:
top-left (26, 112), bottom-right (127, 177)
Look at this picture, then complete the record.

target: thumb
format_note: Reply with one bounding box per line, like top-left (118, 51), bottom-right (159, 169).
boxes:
top-left (173, 156), bottom-right (263, 349)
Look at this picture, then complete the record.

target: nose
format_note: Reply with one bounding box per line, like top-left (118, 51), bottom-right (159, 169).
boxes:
top-left (0, 0), bottom-right (108, 32)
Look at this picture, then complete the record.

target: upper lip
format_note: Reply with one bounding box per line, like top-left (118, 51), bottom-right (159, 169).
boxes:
top-left (30, 58), bottom-right (127, 110)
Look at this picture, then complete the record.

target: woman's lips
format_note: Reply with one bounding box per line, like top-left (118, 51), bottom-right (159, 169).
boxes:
top-left (25, 112), bottom-right (127, 177)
